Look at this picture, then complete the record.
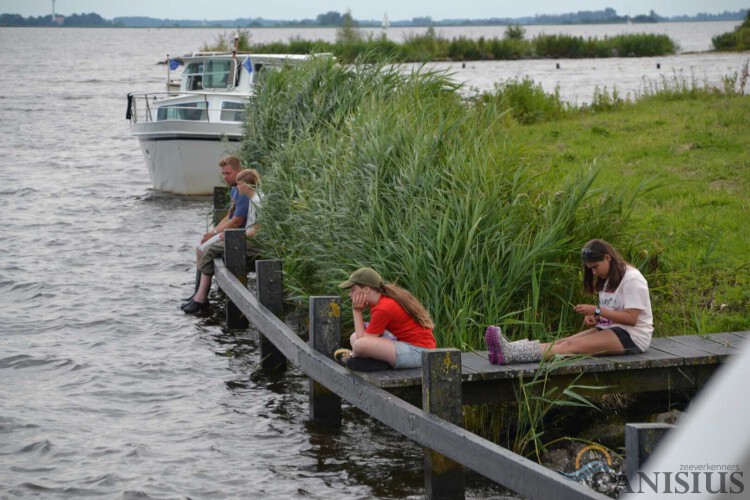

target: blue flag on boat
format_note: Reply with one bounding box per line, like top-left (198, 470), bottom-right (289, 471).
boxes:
top-left (242, 58), bottom-right (253, 74)
top-left (168, 58), bottom-right (181, 70)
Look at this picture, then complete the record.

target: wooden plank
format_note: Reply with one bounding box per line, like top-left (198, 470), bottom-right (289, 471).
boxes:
top-left (630, 344), bottom-right (685, 368)
top-left (460, 351), bottom-right (488, 376)
top-left (706, 332), bottom-right (747, 350)
top-left (646, 337), bottom-right (717, 366)
top-left (667, 334), bottom-right (738, 361)
top-left (459, 352), bottom-right (538, 380)
top-left (571, 364), bottom-right (720, 396)
top-left (483, 362), bottom-right (542, 380)
top-left (729, 330), bottom-right (750, 339)
top-left (561, 356), bottom-right (616, 374)
top-left (358, 351), bottom-right (487, 389)
top-left (599, 353), bottom-right (651, 370)
top-left (359, 369), bottom-right (420, 389)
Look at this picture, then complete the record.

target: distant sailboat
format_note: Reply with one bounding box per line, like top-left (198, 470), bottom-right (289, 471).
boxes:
top-left (382, 12), bottom-right (390, 30)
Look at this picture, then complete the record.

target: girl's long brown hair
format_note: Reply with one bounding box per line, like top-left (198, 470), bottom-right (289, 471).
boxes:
top-left (379, 283), bottom-right (434, 330)
top-left (581, 239), bottom-right (627, 294)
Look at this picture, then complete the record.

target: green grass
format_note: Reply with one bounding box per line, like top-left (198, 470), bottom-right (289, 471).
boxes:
top-left (504, 93), bottom-right (750, 335)
top-left (239, 56), bottom-right (750, 349)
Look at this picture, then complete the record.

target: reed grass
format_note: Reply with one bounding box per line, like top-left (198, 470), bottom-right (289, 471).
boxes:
top-left (236, 53), bottom-right (749, 463)
top-left (241, 54), bottom-right (750, 343)
top-left (241, 56), bottom-right (641, 348)
top-left (512, 357), bottom-right (602, 460)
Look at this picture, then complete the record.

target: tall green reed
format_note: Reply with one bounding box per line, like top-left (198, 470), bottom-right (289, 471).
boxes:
top-left (241, 57), bottom-right (640, 348)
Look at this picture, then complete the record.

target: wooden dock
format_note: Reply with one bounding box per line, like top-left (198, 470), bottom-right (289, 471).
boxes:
top-left (208, 216), bottom-right (746, 500)
top-left (359, 332), bottom-right (747, 404)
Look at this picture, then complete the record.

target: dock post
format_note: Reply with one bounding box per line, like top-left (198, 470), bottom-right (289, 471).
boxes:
top-left (624, 423), bottom-right (675, 479)
top-left (256, 259), bottom-right (287, 372)
top-left (223, 229), bottom-right (248, 329)
top-left (422, 349), bottom-right (465, 500)
top-left (212, 186), bottom-right (229, 226)
top-left (308, 296), bottom-right (342, 427)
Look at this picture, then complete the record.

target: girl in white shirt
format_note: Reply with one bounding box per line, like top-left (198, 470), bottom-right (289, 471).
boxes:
top-left (485, 239), bottom-right (653, 364)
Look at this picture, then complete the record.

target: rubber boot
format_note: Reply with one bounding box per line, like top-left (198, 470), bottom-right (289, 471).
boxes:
top-left (181, 269), bottom-right (202, 307)
top-left (485, 325), bottom-right (542, 365)
top-left (504, 340), bottom-right (543, 364)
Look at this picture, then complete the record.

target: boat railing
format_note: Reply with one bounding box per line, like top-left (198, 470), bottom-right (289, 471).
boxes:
top-left (126, 91), bottom-right (246, 125)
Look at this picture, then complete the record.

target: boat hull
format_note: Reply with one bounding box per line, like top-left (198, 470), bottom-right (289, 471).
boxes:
top-left (132, 121), bottom-right (243, 195)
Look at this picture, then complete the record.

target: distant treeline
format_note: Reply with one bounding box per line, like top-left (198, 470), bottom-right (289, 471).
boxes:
top-left (0, 12), bottom-right (115, 27)
top-left (1, 8), bottom-right (747, 28)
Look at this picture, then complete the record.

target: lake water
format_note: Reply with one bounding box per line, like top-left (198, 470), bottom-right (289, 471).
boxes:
top-left (0, 23), bottom-right (746, 499)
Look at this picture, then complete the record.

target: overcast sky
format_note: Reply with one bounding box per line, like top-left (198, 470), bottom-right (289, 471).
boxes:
top-left (3, 1), bottom-right (747, 20)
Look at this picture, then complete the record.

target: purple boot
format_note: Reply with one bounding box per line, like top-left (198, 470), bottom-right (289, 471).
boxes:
top-left (485, 325), bottom-right (507, 364)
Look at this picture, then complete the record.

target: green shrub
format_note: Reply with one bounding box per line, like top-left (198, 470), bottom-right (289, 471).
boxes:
top-left (712, 11), bottom-right (750, 51)
top-left (478, 77), bottom-right (568, 124)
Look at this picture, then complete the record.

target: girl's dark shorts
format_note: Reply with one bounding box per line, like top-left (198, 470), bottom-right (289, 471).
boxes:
top-left (598, 326), bottom-right (641, 354)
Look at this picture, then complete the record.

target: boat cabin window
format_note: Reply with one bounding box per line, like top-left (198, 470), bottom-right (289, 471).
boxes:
top-left (220, 102), bottom-right (246, 122)
top-left (203, 59), bottom-right (236, 90)
top-left (156, 102), bottom-right (207, 121)
top-left (183, 62), bottom-right (204, 91)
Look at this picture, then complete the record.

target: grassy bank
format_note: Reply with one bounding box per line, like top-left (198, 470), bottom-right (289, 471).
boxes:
top-left (240, 57), bottom-right (749, 349)
top-left (712, 11), bottom-right (750, 50)
top-left (500, 86), bottom-right (750, 335)
top-left (205, 28), bottom-right (677, 63)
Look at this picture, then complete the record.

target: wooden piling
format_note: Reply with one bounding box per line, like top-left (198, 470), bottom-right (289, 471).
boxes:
top-left (422, 349), bottom-right (465, 500)
top-left (308, 296), bottom-right (342, 427)
top-left (224, 229), bottom-right (248, 329)
top-left (625, 423), bottom-right (675, 478)
top-left (256, 259), bottom-right (287, 372)
top-left (212, 186), bottom-right (229, 226)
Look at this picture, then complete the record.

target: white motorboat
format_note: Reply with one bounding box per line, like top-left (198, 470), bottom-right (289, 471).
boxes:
top-left (127, 51), bottom-right (314, 195)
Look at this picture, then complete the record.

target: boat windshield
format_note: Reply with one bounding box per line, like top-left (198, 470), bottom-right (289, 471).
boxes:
top-left (202, 59), bottom-right (236, 90)
top-left (183, 62), bottom-right (204, 91)
top-left (181, 59), bottom-right (237, 91)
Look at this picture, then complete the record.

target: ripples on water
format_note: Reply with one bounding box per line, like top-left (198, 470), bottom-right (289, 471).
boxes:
top-left (0, 24), bottom-right (745, 499)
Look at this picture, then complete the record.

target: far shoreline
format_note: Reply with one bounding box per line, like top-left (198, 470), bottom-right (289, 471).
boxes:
top-left (0, 19), bottom-right (744, 29)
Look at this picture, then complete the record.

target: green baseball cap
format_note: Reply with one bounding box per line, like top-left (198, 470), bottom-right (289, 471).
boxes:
top-left (338, 267), bottom-right (384, 289)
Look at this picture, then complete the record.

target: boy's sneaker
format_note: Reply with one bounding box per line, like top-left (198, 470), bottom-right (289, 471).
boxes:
top-left (334, 348), bottom-right (353, 366)
top-left (484, 325), bottom-right (506, 365)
